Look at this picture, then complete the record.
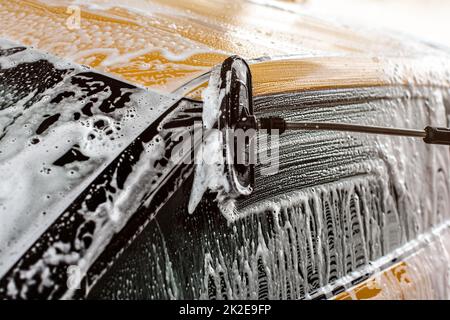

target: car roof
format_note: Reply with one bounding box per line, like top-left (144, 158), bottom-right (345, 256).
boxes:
top-left (2, 0), bottom-right (450, 97)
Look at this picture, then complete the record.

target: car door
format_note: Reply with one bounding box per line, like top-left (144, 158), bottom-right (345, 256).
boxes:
top-left (87, 79), bottom-right (450, 299)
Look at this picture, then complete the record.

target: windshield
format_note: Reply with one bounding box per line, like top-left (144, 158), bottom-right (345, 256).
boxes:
top-left (0, 39), bottom-right (175, 278)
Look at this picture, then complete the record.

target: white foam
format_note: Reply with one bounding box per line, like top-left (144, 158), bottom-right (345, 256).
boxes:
top-left (188, 67), bottom-right (234, 216)
top-left (0, 39), bottom-right (74, 70)
top-left (0, 40), bottom-right (178, 278)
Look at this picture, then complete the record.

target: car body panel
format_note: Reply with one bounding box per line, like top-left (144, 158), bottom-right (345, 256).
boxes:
top-left (1, 0), bottom-right (450, 299)
top-left (2, 0), bottom-right (450, 95)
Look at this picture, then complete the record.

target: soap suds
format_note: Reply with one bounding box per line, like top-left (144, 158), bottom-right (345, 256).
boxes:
top-left (188, 67), bottom-right (233, 217)
top-left (0, 95), bottom-right (203, 299)
top-left (86, 86), bottom-right (450, 300)
top-left (0, 40), bottom-right (177, 278)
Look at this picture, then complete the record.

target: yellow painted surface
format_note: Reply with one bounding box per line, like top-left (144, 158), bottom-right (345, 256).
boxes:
top-left (335, 262), bottom-right (408, 300)
top-left (335, 226), bottom-right (450, 300)
top-left (1, 0), bottom-right (449, 96)
top-left (0, 0), bottom-right (227, 91)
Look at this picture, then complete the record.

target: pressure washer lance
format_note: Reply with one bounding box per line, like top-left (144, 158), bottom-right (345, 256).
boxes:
top-left (255, 117), bottom-right (450, 145)
top-left (215, 55), bottom-right (450, 202)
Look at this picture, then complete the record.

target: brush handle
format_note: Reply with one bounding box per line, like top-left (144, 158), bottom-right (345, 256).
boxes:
top-left (424, 126), bottom-right (450, 145)
top-left (258, 117), bottom-right (450, 147)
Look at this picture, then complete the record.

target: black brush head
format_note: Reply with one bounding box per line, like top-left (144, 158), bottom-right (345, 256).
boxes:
top-left (218, 56), bottom-right (256, 198)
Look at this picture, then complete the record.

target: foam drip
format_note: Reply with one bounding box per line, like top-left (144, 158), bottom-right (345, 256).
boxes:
top-left (88, 86), bottom-right (450, 300)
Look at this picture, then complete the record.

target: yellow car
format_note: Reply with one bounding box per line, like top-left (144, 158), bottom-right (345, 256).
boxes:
top-left (0, 0), bottom-right (449, 300)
